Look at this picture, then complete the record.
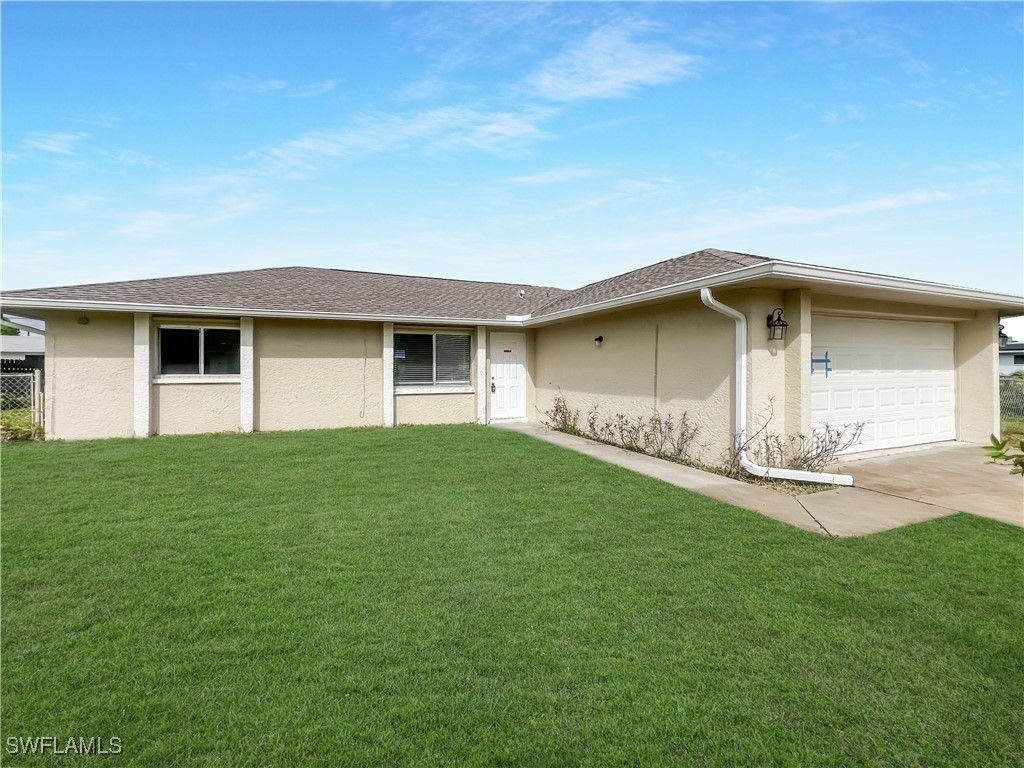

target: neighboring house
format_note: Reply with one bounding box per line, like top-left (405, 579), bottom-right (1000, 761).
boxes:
top-left (999, 341), bottom-right (1024, 376)
top-left (0, 333), bottom-right (45, 373)
top-left (1, 249), bottom-right (1021, 461)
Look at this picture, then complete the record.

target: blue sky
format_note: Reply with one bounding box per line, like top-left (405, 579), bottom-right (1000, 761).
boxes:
top-left (3, 2), bottom-right (1022, 327)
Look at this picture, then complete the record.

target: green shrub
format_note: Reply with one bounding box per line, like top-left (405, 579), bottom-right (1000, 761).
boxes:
top-left (0, 409), bottom-right (43, 441)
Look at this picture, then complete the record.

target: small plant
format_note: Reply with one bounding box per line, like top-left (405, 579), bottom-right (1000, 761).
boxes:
top-left (545, 394), bottom-right (702, 465)
top-left (984, 434), bottom-right (1024, 475)
top-left (544, 393), bottom-right (580, 435)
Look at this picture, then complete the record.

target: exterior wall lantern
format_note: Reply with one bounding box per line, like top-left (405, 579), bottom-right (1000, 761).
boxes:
top-left (766, 308), bottom-right (788, 341)
top-left (999, 324), bottom-right (1009, 347)
top-left (594, 335), bottom-right (604, 347)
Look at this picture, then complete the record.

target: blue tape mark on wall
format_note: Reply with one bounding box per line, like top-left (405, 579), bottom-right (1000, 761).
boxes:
top-left (811, 351), bottom-right (832, 379)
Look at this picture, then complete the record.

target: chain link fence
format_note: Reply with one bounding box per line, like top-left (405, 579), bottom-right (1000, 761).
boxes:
top-left (0, 369), bottom-right (44, 439)
top-left (1000, 375), bottom-right (1024, 435)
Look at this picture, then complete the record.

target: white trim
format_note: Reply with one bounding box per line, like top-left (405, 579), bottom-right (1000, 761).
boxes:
top-left (4, 260), bottom-right (1019, 331)
top-left (395, 386), bottom-right (474, 396)
top-left (0, 297), bottom-right (524, 327)
top-left (4, 264), bottom-right (1020, 329)
top-left (530, 262), bottom-right (1024, 325)
top-left (240, 317), bottom-right (254, 432)
top-left (383, 323), bottom-right (394, 427)
top-left (153, 375), bottom-right (240, 385)
top-left (476, 325), bottom-right (487, 424)
top-left (133, 313), bottom-right (150, 438)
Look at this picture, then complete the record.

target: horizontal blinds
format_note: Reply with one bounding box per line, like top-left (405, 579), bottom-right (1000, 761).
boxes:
top-left (435, 334), bottom-right (471, 384)
top-left (394, 333), bottom-right (434, 385)
top-left (394, 332), bottom-right (471, 386)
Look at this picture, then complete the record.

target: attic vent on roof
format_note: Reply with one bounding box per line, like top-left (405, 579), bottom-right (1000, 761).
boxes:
top-left (518, 289), bottom-right (525, 299)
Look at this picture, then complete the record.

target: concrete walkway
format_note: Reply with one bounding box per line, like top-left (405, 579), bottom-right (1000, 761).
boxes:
top-left (492, 423), bottom-right (1023, 537)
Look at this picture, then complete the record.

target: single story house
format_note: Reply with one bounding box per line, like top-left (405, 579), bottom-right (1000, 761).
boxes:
top-left (1, 249), bottom-right (1021, 464)
top-left (0, 332), bottom-right (45, 371)
top-left (999, 341), bottom-right (1024, 377)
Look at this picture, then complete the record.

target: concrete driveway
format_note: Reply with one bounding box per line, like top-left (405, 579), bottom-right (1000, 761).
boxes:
top-left (829, 442), bottom-right (1023, 528)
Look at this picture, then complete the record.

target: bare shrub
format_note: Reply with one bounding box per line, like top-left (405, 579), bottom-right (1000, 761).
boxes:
top-left (544, 393), bottom-right (580, 435)
top-left (724, 398), bottom-right (863, 480)
top-left (546, 395), bottom-right (702, 464)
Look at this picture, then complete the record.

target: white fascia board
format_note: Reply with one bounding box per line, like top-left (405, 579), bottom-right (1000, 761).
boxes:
top-left (0, 297), bottom-right (526, 327)
top-left (768, 261), bottom-right (1024, 308)
top-left (525, 262), bottom-right (1024, 325)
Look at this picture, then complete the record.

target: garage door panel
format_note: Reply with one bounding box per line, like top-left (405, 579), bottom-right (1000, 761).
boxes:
top-left (811, 317), bottom-right (955, 453)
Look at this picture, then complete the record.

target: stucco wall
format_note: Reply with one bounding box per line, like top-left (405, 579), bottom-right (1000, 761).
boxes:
top-left (533, 297), bottom-right (736, 463)
top-left (955, 309), bottom-right (1000, 443)
top-left (784, 288), bottom-right (813, 436)
top-left (255, 318), bottom-right (383, 431)
top-left (395, 393), bottom-right (475, 425)
top-left (729, 289), bottom-right (788, 437)
top-left (153, 383), bottom-right (240, 435)
top-left (43, 311), bottom-right (134, 440)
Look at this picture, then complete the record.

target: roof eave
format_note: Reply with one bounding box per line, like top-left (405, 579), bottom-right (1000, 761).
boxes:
top-left (524, 261), bottom-right (1024, 325)
top-left (0, 297), bottom-right (525, 327)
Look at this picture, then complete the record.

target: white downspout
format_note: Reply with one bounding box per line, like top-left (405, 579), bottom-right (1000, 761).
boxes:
top-left (700, 288), bottom-right (854, 487)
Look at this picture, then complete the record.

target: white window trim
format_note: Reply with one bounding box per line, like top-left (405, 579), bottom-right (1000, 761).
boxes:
top-left (395, 386), bottom-right (474, 396)
top-left (153, 375), bottom-right (241, 385)
top-left (157, 324), bottom-right (241, 377)
top-left (393, 330), bottom-right (473, 388)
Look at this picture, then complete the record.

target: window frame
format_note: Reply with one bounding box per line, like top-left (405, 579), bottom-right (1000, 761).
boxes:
top-left (155, 323), bottom-right (242, 382)
top-left (393, 329), bottom-right (473, 393)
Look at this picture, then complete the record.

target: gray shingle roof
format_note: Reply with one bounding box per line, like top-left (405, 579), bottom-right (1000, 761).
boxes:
top-left (0, 267), bottom-right (568, 321)
top-left (0, 249), bottom-right (775, 321)
top-left (532, 248), bottom-right (772, 316)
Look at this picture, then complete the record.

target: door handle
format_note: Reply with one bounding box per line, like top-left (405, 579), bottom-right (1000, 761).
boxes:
top-left (491, 380), bottom-right (496, 394)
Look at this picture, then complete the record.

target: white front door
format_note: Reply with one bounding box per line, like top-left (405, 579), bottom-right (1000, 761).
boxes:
top-left (811, 316), bottom-right (956, 453)
top-left (489, 333), bottom-right (526, 421)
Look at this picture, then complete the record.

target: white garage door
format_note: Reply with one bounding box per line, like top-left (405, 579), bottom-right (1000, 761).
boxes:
top-left (811, 316), bottom-right (955, 453)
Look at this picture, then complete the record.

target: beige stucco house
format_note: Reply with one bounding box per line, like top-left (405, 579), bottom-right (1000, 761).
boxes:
top-left (2, 249), bottom-right (1021, 465)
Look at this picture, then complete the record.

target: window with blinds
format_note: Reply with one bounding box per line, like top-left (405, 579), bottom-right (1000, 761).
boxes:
top-left (394, 332), bottom-right (471, 387)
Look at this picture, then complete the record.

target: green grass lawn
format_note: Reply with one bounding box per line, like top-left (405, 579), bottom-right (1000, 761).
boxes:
top-left (2, 425), bottom-right (1021, 767)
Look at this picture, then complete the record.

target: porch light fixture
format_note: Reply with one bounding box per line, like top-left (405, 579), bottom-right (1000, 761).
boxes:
top-left (999, 324), bottom-right (1009, 347)
top-left (766, 308), bottom-right (788, 341)
top-left (77, 314), bottom-right (90, 325)
top-left (594, 335), bottom-right (604, 347)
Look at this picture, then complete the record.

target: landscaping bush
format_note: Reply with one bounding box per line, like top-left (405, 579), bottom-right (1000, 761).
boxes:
top-left (0, 409), bottom-right (43, 441)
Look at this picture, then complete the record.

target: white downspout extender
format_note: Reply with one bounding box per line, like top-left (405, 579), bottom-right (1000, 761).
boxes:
top-left (700, 288), bottom-right (854, 487)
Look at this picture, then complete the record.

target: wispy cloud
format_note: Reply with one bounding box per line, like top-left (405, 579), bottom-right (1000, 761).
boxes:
top-left (97, 149), bottom-right (166, 169)
top-left (405, 3), bottom-right (560, 70)
top-left (214, 75), bottom-right (289, 93)
top-left (821, 104), bottom-right (865, 125)
top-left (70, 114), bottom-right (119, 128)
top-left (113, 194), bottom-right (266, 237)
top-left (288, 80), bottom-right (339, 98)
top-left (502, 167), bottom-right (604, 185)
top-left (528, 21), bottom-right (701, 102)
top-left (250, 105), bottom-right (555, 175)
top-left (20, 132), bottom-right (87, 155)
top-left (213, 75), bottom-right (338, 98)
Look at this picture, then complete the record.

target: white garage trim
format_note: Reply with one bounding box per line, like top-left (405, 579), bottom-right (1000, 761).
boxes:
top-left (811, 316), bottom-right (955, 453)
